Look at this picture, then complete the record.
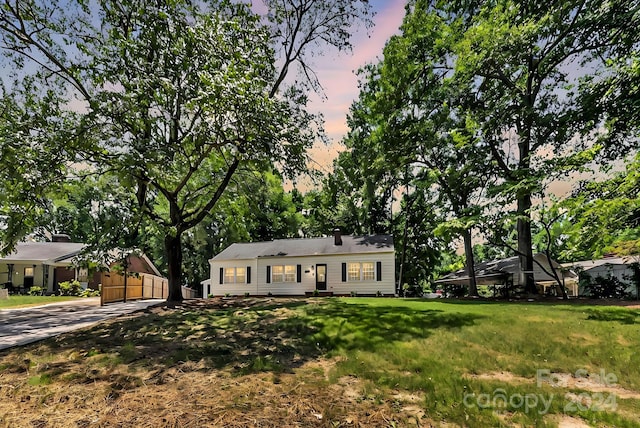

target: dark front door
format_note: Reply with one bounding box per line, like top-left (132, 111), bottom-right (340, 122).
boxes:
top-left (316, 264), bottom-right (327, 291)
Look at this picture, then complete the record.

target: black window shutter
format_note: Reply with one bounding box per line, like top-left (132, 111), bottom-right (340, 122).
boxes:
top-left (376, 262), bottom-right (382, 281)
top-left (247, 266), bottom-right (251, 284)
top-left (219, 267), bottom-right (223, 284)
top-left (266, 266), bottom-right (271, 283)
top-left (342, 263), bottom-right (347, 282)
top-left (296, 264), bottom-right (302, 283)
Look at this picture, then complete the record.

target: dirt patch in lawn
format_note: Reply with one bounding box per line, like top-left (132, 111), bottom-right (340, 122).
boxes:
top-left (0, 298), bottom-right (431, 427)
top-left (467, 371), bottom-right (640, 400)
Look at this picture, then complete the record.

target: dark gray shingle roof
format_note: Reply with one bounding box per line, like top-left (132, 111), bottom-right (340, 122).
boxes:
top-left (211, 235), bottom-right (394, 261)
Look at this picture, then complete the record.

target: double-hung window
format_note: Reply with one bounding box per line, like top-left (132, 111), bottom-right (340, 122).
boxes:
top-left (271, 265), bottom-right (297, 283)
top-left (344, 262), bottom-right (378, 281)
top-left (224, 267), bottom-right (246, 284)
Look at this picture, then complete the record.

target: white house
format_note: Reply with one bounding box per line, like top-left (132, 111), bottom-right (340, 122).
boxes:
top-left (563, 256), bottom-right (640, 297)
top-left (204, 230), bottom-right (395, 297)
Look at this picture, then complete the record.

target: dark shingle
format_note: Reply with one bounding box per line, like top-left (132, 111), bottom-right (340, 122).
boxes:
top-left (211, 235), bottom-right (394, 261)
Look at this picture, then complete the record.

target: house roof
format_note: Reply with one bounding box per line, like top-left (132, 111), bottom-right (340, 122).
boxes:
top-left (436, 253), bottom-right (576, 285)
top-left (0, 242), bottom-right (163, 275)
top-left (562, 256), bottom-right (638, 272)
top-left (211, 235), bottom-right (394, 261)
top-left (0, 242), bottom-right (86, 264)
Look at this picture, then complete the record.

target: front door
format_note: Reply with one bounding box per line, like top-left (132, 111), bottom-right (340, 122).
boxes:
top-left (316, 264), bottom-right (327, 291)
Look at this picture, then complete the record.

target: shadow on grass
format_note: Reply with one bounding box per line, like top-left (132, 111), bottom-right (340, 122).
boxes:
top-left (1, 299), bottom-right (482, 393)
top-left (584, 307), bottom-right (640, 324)
top-left (305, 301), bottom-right (482, 353)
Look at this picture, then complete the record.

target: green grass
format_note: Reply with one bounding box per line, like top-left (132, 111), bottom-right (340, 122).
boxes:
top-left (320, 298), bottom-right (640, 426)
top-left (2, 297), bottom-right (639, 427)
top-left (0, 295), bottom-right (82, 308)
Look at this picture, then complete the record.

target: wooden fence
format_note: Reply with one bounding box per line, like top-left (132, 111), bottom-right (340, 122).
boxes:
top-left (101, 272), bottom-right (168, 305)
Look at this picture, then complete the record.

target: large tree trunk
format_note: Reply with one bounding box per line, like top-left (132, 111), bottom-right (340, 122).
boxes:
top-left (463, 228), bottom-right (478, 296)
top-left (165, 234), bottom-right (184, 303)
top-left (517, 193), bottom-right (536, 294)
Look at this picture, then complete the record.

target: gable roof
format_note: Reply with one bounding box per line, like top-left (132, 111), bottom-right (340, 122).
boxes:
top-left (211, 235), bottom-right (394, 261)
top-left (0, 242), bottom-right (86, 264)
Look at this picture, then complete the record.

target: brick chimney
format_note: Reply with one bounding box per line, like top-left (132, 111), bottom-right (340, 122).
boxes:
top-left (333, 228), bottom-right (342, 246)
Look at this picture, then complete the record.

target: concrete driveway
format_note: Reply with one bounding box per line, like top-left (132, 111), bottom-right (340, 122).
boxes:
top-left (0, 298), bottom-right (164, 351)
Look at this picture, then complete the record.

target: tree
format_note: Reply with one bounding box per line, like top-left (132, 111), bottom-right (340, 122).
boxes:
top-left (0, 79), bottom-right (75, 253)
top-left (404, 0), bottom-right (640, 293)
top-left (0, 0), bottom-right (373, 302)
top-left (554, 153), bottom-right (640, 261)
top-left (333, 6), bottom-right (498, 296)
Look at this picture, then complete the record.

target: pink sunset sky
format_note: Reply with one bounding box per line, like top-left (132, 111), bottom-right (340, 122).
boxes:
top-left (301, 0), bottom-right (407, 174)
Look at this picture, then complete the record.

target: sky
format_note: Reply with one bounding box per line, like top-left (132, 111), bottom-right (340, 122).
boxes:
top-left (300, 0), bottom-right (407, 175)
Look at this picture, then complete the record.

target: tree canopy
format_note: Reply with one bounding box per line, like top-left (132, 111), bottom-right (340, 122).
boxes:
top-left (0, 0), bottom-right (373, 301)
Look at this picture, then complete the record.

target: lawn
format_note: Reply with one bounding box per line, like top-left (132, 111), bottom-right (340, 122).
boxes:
top-left (0, 297), bottom-right (638, 427)
top-left (0, 295), bottom-right (83, 309)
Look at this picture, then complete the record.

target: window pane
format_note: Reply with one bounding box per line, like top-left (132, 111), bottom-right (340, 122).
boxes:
top-left (347, 263), bottom-right (360, 281)
top-left (285, 265), bottom-right (296, 282)
top-left (224, 267), bottom-right (235, 284)
top-left (272, 265), bottom-right (284, 283)
top-left (24, 267), bottom-right (34, 277)
top-left (362, 262), bottom-right (375, 280)
top-left (236, 267), bottom-right (246, 284)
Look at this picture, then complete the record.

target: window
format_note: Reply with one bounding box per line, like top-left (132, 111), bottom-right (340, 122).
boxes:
top-left (235, 267), bottom-right (246, 284)
top-left (224, 267), bottom-right (246, 284)
top-left (345, 262), bottom-right (378, 281)
top-left (347, 263), bottom-right (361, 281)
top-left (24, 267), bottom-right (34, 277)
top-left (285, 265), bottom-right (296, 282)
top-left (362, 262), bottom-right (375, 281)
top-left (272, 265), bottom-right (297, 283)
top-left (224, 268), bottom-right (235, 284)
top-left (272, 265), bottom-right (284, 283)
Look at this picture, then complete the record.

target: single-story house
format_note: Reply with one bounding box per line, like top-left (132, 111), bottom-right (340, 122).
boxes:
top-left (0, 234), bottom-right (161, 294)
top-left (436, 253), bottom-right (578, 296)
top-left (562, 256), bottom-right (639, 297)
top-left (204, 230), bottom-right (395, 297)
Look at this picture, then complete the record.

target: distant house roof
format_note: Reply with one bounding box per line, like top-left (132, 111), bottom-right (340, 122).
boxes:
top-left (211, 235), bottom-right (394, 261)
top-left (436, 253), bottom-right (575, 286)
top-left (0, 242), bottom-right (86, 264)
top-left (562, 256), bottom-right (638, 272)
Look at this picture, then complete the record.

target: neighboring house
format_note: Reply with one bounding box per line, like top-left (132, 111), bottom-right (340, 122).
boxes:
top-left (0, 234), bottom-right (162, 294)
top-left (436, 253), bottom-right (578, 296)
top-left (204, 230), bottom-right (395, 297)
top-left (562, 256), bottom-right (640, 297)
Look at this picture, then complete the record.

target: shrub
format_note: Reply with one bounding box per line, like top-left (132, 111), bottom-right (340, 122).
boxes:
top-left (350, 291), bottom-right (357, 297)
top-left (80, 287), bottom-right (101, 297)
top-left (583, 273), bottom-right (630, 299)
top-left (28, 286), bottom-right (44, 296)
top-left (244, 292), bottom-right (250, 298)
top-left (441, 284), bottom-right (466, 298)
top-left (58, 280), bottom-right (83, 296)
top-left (312, 289), bottom-right (320, 297)
top-left (376, 290), bottom-right (383, 297)
top-left (402, 283), bottom-right (423, 297)
top-left (207, 294), bottom-right (214, 298)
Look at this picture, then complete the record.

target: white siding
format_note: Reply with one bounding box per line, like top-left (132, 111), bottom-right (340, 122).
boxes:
top-left (208, 259), bottom-right (259, 296)
top-left (579, 264), bottom-right (637, 297)
top-left (208, 252), bottom-right (395, 297)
